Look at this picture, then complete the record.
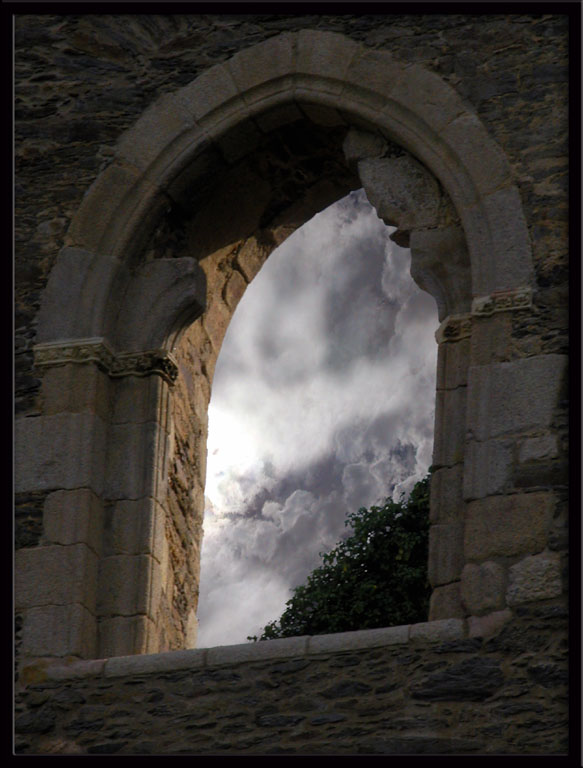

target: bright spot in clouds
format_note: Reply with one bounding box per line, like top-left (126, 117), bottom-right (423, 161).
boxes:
top-left (197, 190), bottom-right (438, 648)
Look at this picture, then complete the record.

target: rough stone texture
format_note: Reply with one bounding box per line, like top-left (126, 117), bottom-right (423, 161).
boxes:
top-left (464, 492), bottom-right (555, 561)
top-left (461, 562), bottom-right (507, 616)
top-left (14, 13), bottom-right (570, 752)
top-left (14, 605), bottom-right (568, 755)
top-left (506, 552), bottom-right (563, 607)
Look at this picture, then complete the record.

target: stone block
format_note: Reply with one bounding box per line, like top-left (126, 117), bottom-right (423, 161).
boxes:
top-left (432, 387), bottom-right (467, 468)
top-left (227, 33), bottom-right (295, 101)
top-left (114, 256), bottom-right (206, 353)
top-left (461, 562), bottom-right (507, 616)
top-left (409, 618), bottom-right (465, 642)
top-left (16, 544), bottom-right (98, 611)
top-left (64, 161), bottom-right (162, 256)
top-left (21, 603), bottom-right (97, 659)
top-left (104, 648), bottom-right (206, 679)
top-left (469, 314), bottom-right (512, 367)
top-left (518, 434), bottom-right (559, 463)
top-left (464, 492), bottom-right (554, 561)
top-left (428, 583), bottom-right (464, 621)
top-left (343, 47), bottom-right (404, 103)
top-left (206, 635), bottom-right (309, 667)
top-left (441, 114), bottom-right (512, 196)
top-left (436, 337), bottom-right (470, 391)
top-left (110, 374), bottom-right (168, 427)
top-left (43, 488), bottom-right (104, 556)
top-left (104, 421), bottom-right (169, 501)
top-left (308, 625), bottom-right (409, 655)
top-left (223, 269), bottom-right (247, 312)
top-left (428, 523), bottom-right (465, 586)
top-left (178, 63), bottom-right (240, 122)
top-left (467, 355), bottom-right (567, 442)
top-left (98, 615), bottom-right (158, 658)
top-left (115, 92), bottom-right (195, 172)
top-left (383, 63), bottom-right (466, 135)
top-left (429, 464), bottom-right (465, 524)
top-left (107, 498), bottom-right (166, 563)
top-left (463, 439), bottom-right (514, 500)
top-left (342, 127), bottom-right (387, 167)
top-left (15, 412), bottom-right (107, 495)
top-left (506, 552), bottom-right (562, 606)
top-left (358, 155), bottom-right (440, 231)
top-left (297, 30), bottom-right (361, 90)
top-left (35, 248), bottom-right (129, 344)
top-left (97, 554), bottom-right (161, 618)
top-left (481, 187), bottom-right (534, 292)
top-left (203, 297), bottom-right (234, 354)
top-left (467, 609), bottom-right (513, 639)
top-left (40, 363), bottom-right (112, 421)
top-left (45, 658), bottom-right (106, 680)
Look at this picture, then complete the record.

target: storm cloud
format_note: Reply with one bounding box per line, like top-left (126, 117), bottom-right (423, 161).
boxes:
top-left (196, 190), bottom-right (439, 648)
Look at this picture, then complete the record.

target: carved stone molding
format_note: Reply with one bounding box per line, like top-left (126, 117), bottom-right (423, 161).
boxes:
top-left (471, 287), bottom-right (533, 317)
top-left (435, 315), bottom-right (473, 345)
top-left (33, 338), bottom-right (178, 385)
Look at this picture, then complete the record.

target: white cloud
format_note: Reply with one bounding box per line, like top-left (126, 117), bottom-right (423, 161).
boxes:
top-left (196, 190), bottom-right (438, 647)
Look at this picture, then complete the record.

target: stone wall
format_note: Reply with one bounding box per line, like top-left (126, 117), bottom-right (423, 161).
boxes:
top-left (14, 11), bottom-right (571, 754)
top-left (15, 601), bottom-right (568, 755)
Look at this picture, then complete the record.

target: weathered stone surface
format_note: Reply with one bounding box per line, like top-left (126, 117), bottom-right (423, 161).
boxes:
top-left (506, 552), bottom-right (562, 607)
top-left (410, 656), bottom-right (504, 701)
top-left (43, 489), bottom-right (104, 556)
top-left (464, 492), bottom-right (554, 560)
top-left (428, 523), bottom-right (464, 586)
top-left (461, 562), bottom-right (507, 616)
top-left (432, 386), bottom-right (467, 468)
top-left (409, 619), bottom-right (464, 642)
top-left (466, 355), bottom-right (567, 441)
top-left (97, 554), bottom-right (162, 617)
top-left (14, 19), bottom-right (569, 753)
top-left (358, 155), bottom-right (441, 231)
top-left (428, 583), bottom-right (464, 621)
top-left (16, 544), bottom-right (98, 611)
top-left (20, 603), bottom-right (97, 659)
top-left (429, 464), bottom-right (465, 524)
top-left (463, 438), bottom-right (514, 500)
top-left (15, 413), bottom-right (107, 494)
top-left (518, 434), bottom-right (559, 463)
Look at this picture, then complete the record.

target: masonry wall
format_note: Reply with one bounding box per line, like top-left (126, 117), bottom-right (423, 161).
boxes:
top-left (15, 11), bottom-right (570, 754)
top-left (15, 603), bottom-right (568, 755)
top-left (15, 10), bottom-right (568, 545)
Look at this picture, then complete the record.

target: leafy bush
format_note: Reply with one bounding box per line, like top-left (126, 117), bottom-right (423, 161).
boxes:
top-left (249, 475), bottom-right (431, 641)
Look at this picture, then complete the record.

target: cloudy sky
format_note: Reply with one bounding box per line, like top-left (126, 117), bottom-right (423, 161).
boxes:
top-left (196, 189), bottom-right (439, 648)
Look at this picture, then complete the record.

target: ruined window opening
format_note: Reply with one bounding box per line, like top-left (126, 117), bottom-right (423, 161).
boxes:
top-left (196, 189), bottom-right (438, 648)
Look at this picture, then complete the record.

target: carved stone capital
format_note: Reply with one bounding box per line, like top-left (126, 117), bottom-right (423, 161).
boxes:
top-left (471, 287), bottom-right (533, 317)
top-left (33, 338), bottom-right (178, 385)
top-left (435, 315), bottom-right (473, 345)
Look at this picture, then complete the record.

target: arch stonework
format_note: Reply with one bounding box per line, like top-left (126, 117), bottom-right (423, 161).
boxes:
top-left (16, 31), bottom-right (566, 662)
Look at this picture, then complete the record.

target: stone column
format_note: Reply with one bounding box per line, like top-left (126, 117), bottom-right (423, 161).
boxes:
top-left (16, 339), bottom-right (179, 663)
top-left (427, 315), bottom-right (471, 619)
top-left (461, 289), bottom-right (566, 626)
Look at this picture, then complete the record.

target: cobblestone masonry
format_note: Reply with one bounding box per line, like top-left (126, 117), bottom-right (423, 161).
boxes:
top-left (15, 602), bottom-right (568, 755)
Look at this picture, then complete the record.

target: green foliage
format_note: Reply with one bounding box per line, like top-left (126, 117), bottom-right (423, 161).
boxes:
top-left (248, 475), bottom-right (431, 641)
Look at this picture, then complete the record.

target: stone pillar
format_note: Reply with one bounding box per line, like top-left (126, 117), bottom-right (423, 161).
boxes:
top-left (15, 339), bottom-right (179, 663)
top-left (427, 315), bottom-right (471, 619)
top-left (461, 289), bottom-right (566, 622)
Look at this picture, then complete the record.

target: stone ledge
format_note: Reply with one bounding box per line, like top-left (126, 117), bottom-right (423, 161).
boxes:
top-left (34, 619), bottom-right (469, 682)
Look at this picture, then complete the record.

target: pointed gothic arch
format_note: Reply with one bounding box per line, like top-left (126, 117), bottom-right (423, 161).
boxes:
top-left (16, 30), bottom-right (553, 662)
